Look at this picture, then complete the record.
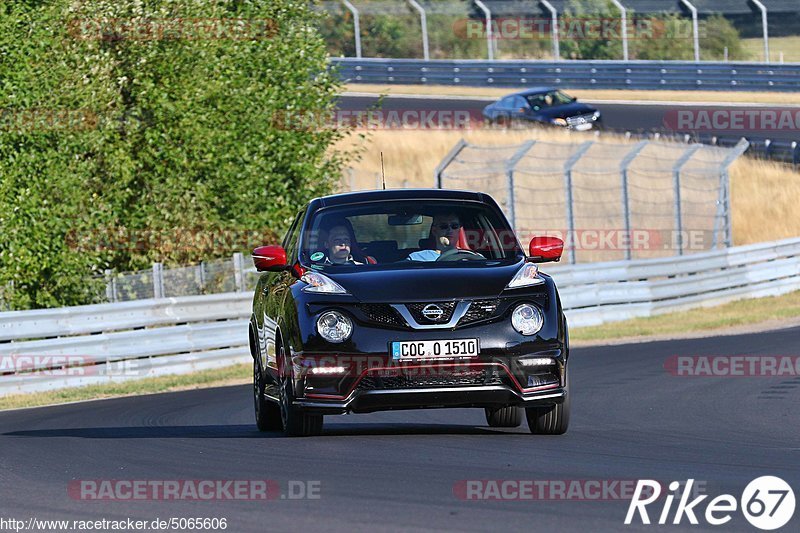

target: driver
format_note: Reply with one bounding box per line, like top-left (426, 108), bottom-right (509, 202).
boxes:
top-left (314, 224), bottom-right (363, 265)
top-left (407, 213), bottom-right (462, 261)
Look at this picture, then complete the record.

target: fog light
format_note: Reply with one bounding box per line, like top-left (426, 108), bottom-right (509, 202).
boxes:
top-left (519, 357), bottom-right (555, 367)
top-left (309, 366), bottom-right (348, 375)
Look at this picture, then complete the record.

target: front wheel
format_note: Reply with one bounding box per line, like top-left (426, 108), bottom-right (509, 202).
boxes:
top-left (485, 406), bottom-right (522, 428)
top-left (525, 394), bottom-right (570, 435)
top-left (254, 359), bottom-right (281, 431)
top-left (278, 346), bottom-right (323, 437)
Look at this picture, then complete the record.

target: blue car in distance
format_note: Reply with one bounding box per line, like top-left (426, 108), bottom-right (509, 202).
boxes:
top-left (483, 88), bottom-right (602, 131)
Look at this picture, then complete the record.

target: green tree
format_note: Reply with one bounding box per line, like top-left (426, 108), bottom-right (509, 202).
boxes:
top-left (0, 0), bottom-right (350, 309)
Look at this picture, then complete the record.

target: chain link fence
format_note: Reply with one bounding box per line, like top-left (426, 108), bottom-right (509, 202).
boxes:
top-left (436, 137), bottom-right (749, 263)
top-left (101, 254), bottom-right (257, 303)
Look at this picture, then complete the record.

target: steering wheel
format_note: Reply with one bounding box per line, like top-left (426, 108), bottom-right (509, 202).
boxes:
top-left (437, 248), bottom-right (484, 262)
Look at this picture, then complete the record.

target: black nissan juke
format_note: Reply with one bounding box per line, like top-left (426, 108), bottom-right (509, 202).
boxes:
top-left (249, 189), bottom-right (570, 436)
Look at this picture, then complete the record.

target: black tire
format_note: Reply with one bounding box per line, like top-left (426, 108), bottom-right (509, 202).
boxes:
top-left (254, 359), bottom-right (281, 431)
top-left (525, 393), bottom-right (570, 435)
top-left (484, 406), bottom-right (522, 428)
top-left (278, 346), bottom-right (323, 437)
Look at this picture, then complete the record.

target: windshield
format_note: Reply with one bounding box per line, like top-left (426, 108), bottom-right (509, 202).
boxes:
top-left (300, 199), bottom-right (523, 270)
top-left (525, 90), bottom-right (575, 110)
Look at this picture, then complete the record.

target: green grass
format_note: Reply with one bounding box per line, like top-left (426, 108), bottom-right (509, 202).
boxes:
top-left (742, 36), bottom-right (800, 63)
top-left (0, 363), bottom-right (250, 411)
top-left (571, 290), bottom-right (800, 342)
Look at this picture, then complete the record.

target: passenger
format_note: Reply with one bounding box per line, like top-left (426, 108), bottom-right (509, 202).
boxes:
top-left (407, 213), bottom-right (461, 261)
top-left (313, 224), bottom-right (363, 265)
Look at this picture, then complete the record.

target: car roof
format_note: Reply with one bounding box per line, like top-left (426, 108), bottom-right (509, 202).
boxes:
top-left (313, 188), bottom-right (492, 208)
top-left (504, 87), bottom-right (559, 97)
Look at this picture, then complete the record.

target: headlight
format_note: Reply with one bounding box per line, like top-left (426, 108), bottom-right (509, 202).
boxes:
top-left (316, 311), bottom-right (353, 343)
top-left (552, 118), bottom-right (568, 127)
top-left (506, 263), bottom-right (545, 289)
top-left (511, 303), bottom-right (544, 336)
top-left (592, 110), bottom-right (601, 120)
top-left (301, 272), bottom-right (348, 294)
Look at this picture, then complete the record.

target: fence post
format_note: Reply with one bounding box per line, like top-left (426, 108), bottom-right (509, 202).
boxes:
top-left (609, 0), bottom-right (628, 61)
top-left (233, 252), bottom-right (245, 293)
top-left (473, 1), bottom-right (494, 61)
top-left (434, 139), bottom-right (468, 188)
top-left (672, 145), bottom-right (702, 255)
top-left (619, 141), bottom-right (648, 260)
top-left (717, 139), bottom-right (750, 247)
top-left (340, 0), bottom-right (362, 58)
top-left (679, 0), bottom-right (700, 62)
top-left (563, 141), bottom-right (594, 264)
top-left (198, 262), bottom-right (206, 292)
top-left (751, 0), bottom-right (770, 63)
top-left (407, 0), bottom-right (430, 61)
top-left (540, 0), bottom-right (560, 61)
top-left (505, 141), bottom-right (536, 231)
top-left (152, 263), bottom-right (164, 299)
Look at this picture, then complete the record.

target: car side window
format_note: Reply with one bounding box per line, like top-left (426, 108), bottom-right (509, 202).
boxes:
top-left (511, 96), bottom-right (528, 110)
top-left (283, 210), bottom-right (305, 262)
top-left (498, 96), bottom-right (515, 110)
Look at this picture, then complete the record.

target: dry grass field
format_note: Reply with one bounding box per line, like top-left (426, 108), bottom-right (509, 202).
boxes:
top-left (336, 128), bottom-right (800, 246)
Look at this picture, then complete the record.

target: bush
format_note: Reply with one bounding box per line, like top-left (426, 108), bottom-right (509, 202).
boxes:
top-left (0, 0), bottom-right (349, 309)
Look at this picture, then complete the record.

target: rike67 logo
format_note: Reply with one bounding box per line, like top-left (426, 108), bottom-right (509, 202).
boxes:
top-left (625, 477), bottom-right (795, 530)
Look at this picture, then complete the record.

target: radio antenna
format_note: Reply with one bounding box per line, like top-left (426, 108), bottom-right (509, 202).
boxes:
top-left (380, 152), bottom-right (386, 190)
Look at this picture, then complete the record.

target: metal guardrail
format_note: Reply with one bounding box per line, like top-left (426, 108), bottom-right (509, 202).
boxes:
top-left (1, 237), bottom-right (799, 396)
top-left (332, 58), bottom-right (800, 92)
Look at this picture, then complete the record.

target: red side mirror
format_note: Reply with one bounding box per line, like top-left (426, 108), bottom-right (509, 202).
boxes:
top-left (528, 236), bottom-right (563, 263)
top-left (253, 245), bottom-right (288, 272)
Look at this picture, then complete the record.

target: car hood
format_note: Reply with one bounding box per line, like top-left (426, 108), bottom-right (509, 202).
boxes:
top-left (535, 101), bottom-right (595, 119)
top-left (325, 262), bottom-right (524, 302)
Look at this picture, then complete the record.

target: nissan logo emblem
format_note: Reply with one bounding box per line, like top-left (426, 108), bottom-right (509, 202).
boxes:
top-left (421, 304), bottom-right (445, 321)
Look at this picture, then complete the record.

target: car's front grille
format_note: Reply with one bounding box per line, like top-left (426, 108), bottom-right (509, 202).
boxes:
top-left (566, 113), bottom-right (594, 126)
top-left (405, 302), bottom-right (457, 325)
top-left (459, 299), bottom-right (501, 326)
top-left (358, 304), bottom-right (406, 328)
top-left (356, 368), bottom-right (504, 391)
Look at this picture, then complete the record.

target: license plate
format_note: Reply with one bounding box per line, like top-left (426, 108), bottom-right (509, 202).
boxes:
top-left (391, 339), bottom-right (480, 360)
top-left (574, 123), bottom-right (592, 131)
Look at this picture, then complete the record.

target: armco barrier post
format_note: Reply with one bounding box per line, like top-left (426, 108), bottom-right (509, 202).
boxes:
top-left (233, 252), bottom-right (245, 293)
top-left (152, 263), bottom-right (164, 299)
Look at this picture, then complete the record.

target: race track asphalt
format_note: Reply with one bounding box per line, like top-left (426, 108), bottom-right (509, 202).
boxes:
top-left (1, 325), bottom-right (798, 532)
top-left (338, 94), bottom-right (800, 142)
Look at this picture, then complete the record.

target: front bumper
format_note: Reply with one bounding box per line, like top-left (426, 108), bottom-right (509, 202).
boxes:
top-left (295, 385), bottom-right (566, 415)
top-left (291, 356), bottom-right (567, 415)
